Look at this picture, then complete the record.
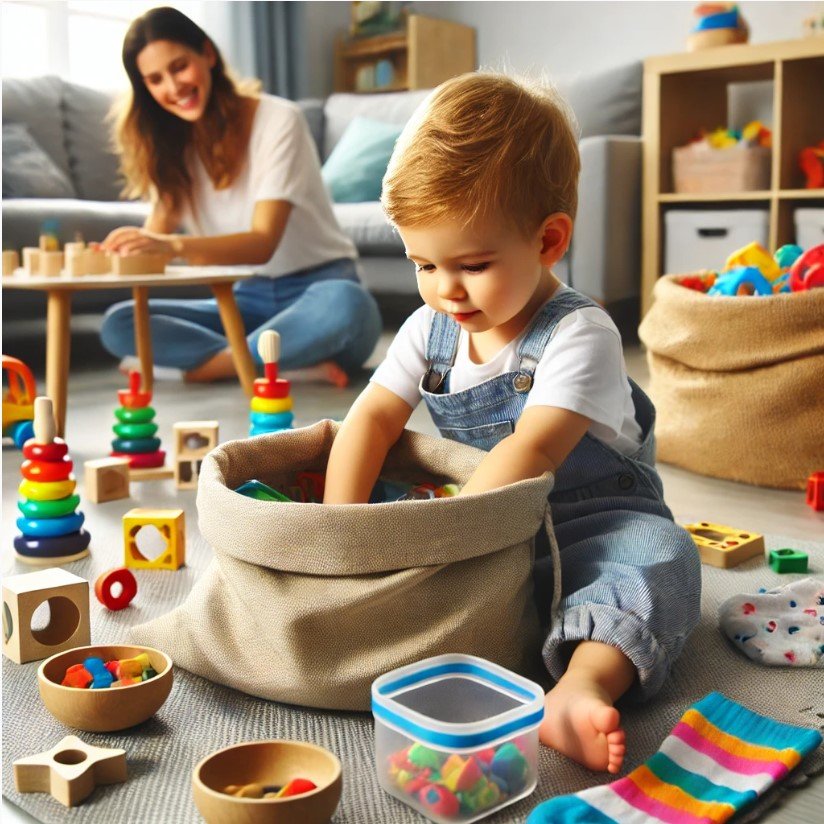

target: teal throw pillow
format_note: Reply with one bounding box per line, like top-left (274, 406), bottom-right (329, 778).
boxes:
top-left (321, 117), bottom-right (403, 203)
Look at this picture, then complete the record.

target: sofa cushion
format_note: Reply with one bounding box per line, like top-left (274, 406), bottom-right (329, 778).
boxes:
top-left (333, 201), bottom-right (403, 255)
top-left (62, 82), bottom-right (123, 201)
top-left (2, 123), bottom-right (76, 199)
top-left (322, 117), bottom-right (403, 203)
top-left (322, 89), bottom-right (430, 160)
top-left (1, 76), bottom-right (72, 180)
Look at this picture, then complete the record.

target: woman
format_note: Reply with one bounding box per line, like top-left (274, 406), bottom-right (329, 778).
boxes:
top-left (100, 6), bottom-right (381, 386)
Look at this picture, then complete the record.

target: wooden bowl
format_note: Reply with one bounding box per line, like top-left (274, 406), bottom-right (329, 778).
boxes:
top-left (38, 644), bottom-right (173, 732)
top-left (192, 740), bottom-right (343, 824)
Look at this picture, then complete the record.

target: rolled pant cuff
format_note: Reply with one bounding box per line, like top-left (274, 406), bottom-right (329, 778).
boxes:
top-left (542, 604), bottom-right (673, 701)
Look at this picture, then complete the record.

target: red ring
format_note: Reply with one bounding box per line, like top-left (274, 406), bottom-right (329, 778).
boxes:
top-left (95, 567), bottom-right (137, 611)
top-left (254, 378), bottom-right (291, 399)
top-left (23, 439), bottom-right (68, 461)
top-left (111, 449), bottom-right (166, 468)
top-left (21, 458), bottom-right (74, 483)
top-left (118, 391), bottom-right (152, 409)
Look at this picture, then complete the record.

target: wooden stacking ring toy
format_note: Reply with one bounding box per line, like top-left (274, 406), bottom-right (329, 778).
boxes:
top-left (23, 438), bottom-right (68, 462)
top-left (18, 494), bottom-right (81, 520)
top-left (18, 478), bottom-right (77, 501)
top-left (250, 396), bottom-right (293, 415)
top-left (95, 568), bottom-right (138, 611)
top-left (112, 422), bottom-right (158, 439)
top-left (17, 512), bottom-right (85, 539)
top-left (110, 437), bottom-right (161, 454)
top-left (114, 406), bottom-right (156, 424)
top-left (21, 458), bottom-right (74, 483)
top-left (111, 450), bottom-right (165, 469)
top-left (117, 371), bottom-right (152, 408)
top-left (253, 379), bottom-right (291, 400)
top-left (14, 529), bottom-right (91, 561)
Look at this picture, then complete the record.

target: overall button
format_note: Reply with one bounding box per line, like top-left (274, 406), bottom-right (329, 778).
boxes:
top-left (513, 373), bottom-right (533, 392)
top-left (618, 473), bottom-right (636, 491)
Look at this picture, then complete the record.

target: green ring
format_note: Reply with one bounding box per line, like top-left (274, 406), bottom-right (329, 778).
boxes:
top-left (115, 406), bottom-right (155, 424)
top-left (113, 422), bottom-right (158, 439)
top-left (18, 494), bottom-right (81, 519)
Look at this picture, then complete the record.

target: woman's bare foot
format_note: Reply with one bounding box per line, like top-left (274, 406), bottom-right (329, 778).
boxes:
top-left (539, 674), bottom-right (627, 774)
top-left (184, 349), bottom-right (236, 383)
top-left (281, 361), bottom-right (349, 388)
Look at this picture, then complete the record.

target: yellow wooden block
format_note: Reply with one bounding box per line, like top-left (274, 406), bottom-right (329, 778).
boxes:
top-left (250, 395), bottom-right (293, 415)
top-left (123, 508), bottom-right (185, 570)
top-left (684, 521), bottom-right (765, 568)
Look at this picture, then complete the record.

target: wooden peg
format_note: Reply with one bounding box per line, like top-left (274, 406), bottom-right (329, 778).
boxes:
top-left (33, 396), bottom-right (56, 445)
top-left (258, 331), bottom-right (281, 383)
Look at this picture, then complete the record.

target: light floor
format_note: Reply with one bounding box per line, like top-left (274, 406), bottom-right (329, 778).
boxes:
top-left (2, 335), bottom-right (822, 822)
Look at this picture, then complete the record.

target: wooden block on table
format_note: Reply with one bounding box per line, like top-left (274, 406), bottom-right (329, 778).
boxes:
top-left (2, 568), bottom-right (90, 664)
top-left (123, 508), bottom-right (185, 570)
top-left (111, 253), bottom-right (167, 276)
top-left (129, 465), bottom-right (174, 482)
top-left (39, 251), bottom-right (64, 277)
top-left (22, 247), bottom-right (40, 275)
top-left (684, 521), bottom-right (765, 568)
top-left (83, 458), bottom-right (130, 503)
top-left (3, 249), bottom-right (20, 275)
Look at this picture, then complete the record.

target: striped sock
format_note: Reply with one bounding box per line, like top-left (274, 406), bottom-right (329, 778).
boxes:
top-left (527, 692), bottom-right (822, 824)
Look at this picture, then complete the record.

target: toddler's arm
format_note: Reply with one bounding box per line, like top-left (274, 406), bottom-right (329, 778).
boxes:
top-left (460, 406), bottom-right (590, 496)
top-left (324, 384), bottom-right (414, 504)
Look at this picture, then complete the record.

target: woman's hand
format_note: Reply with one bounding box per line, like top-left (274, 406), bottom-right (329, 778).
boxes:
top-left (102, 226), bottom-right (181, 257)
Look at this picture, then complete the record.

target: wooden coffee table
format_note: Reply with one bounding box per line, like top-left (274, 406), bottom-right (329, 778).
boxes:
top-left (2, 266), bottom-right (257, 436)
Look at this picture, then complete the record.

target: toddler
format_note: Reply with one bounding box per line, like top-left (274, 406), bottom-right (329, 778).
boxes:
top-left (324, 73), bottom-right (701, 774)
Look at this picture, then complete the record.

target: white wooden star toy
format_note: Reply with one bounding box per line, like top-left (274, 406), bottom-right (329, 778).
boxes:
top-left (13, 735), bottom-right (127, 806)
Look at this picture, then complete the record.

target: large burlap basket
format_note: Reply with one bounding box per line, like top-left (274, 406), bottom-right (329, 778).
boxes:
top-left (131, 419), bottom-right (552, 710)
top-left (639, 275), bottom-right (824, 489)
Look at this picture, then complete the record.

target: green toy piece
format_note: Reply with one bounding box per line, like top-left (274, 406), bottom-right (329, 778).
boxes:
top-left (768, 548), bottom-right (808, 573)
top-left (114, 405), bottom-right (156, 424)
top-left (113, 422), bottom-right (159, 439)
top-left (234, 479), bottom-right (293, 503)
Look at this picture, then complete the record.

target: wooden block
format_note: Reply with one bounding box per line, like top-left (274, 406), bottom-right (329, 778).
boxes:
top-left (129, 465), bottom-right (174, 482)
top-left (2, 568), bottom-right (90, 664)
top-left (684, 521), bottom-right (765, 568)
top-left (14, 735), bottom-right (127, 806)
top-left (3, 249), bottom-right (20, 275)
top-left (22, 247), bottom-right (40, 275)
top-left (83, 458), bottom-right (130, 503)
top-left (174, 457), bottom-right (203, 490)
top-left (39, 251), bottom-right (64, 277)
top-left (173, 420), bottom-right (219, 458)
top-left (111, 253), bottom-right (167, 276)
top-left (84, 248), bottom-right (112, 275)
top-left (123, 508), bottom-right (185, 570)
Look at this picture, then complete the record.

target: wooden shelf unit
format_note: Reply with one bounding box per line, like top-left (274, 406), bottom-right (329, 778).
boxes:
top-left (334, 14), bottom-right (476, 93)
top-left (641, 37), bottom-right (824, 316)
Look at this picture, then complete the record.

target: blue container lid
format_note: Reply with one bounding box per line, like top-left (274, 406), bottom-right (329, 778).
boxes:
top-left (371, 654), bottom-right (544, 750)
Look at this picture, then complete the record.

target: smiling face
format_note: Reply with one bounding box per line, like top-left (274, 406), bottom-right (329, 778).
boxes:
top-left (136, 39), bottom-right (216, 122)
top-left (399, 214), bottom-right (570, 348)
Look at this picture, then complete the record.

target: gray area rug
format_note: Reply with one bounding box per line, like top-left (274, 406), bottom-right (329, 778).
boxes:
top-left (3, 505), bottom-right (822, 823)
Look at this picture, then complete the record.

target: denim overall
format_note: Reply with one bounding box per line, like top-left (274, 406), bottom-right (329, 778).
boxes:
top-left (421, 289), bottom-right (701, 699)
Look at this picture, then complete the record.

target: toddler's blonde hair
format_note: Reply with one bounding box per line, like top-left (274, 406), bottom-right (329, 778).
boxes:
top-left (382, 72), bottom-right (580, 235)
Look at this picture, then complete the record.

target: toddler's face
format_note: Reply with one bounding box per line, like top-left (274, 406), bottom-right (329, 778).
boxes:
top-left (399, 217), bottom-right (554, 338)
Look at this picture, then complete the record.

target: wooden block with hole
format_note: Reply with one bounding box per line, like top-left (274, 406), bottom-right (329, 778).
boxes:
top-left (2, 568), bottom-right (90, 664)
top-left (684, 521), bottom-right (765, 568)
top-left (173, 420), bottom-right (218, 489)
top-left (123, 508), bottom-right (185, 570)
top-left (83, 458), bottom-right (130, 503)
top-left (111, 253), bottom-right (167, 276)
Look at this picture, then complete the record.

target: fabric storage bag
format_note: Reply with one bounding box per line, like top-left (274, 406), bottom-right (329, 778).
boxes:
top-left (131, 419), bottom-right (552, 711)
top-left (639, 275), bottom-right (824, 489)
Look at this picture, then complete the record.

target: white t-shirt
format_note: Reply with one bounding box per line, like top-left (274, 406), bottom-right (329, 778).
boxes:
top-left (371, 286), bottom-right (643, 456)
top-left (182, 94), bottom-right (356, 277)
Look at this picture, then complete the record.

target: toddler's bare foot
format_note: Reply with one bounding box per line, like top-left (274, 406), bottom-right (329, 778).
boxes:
top-left (539, 674), bottom-right (626, 774)
top-left (184, 349), bottom-right (236, 383)
top-left (280, 361), bottom-right (349, 388)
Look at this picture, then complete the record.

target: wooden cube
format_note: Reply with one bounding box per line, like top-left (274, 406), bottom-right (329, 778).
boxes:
top-left (22, 247), bottom-right (40, 275)
top-left (111, 253), bottom-right (167, 276)
top-left (3, 250), bottom-right (20, 275)
top-left (84, 248), bottom-right (112, 275)
top-left (2, 568), bottom-right (90, 664)
top-left (83, 458), bottom-right (130, 503)
top-left (684, 521), bottom-right (765, 568)
top-left (173, 421), bottom-right (218, 490)
top-left (39, 251), bottom-right (64, 277)
top-left (174, 457), bottom-right (204, 490)
top-left (123, 508), bottom-right (185, 570)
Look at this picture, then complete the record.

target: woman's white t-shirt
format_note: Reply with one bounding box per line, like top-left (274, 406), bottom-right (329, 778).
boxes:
top-left (371, 285), bottom-right (643, 456)
top-left (182, 94), bottom-right (356, 277)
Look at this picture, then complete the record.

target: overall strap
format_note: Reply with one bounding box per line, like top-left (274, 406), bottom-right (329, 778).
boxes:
top-left (513, 290), bottom-right (600, 392)
top-left (423, 312), bottom-right (460, 393)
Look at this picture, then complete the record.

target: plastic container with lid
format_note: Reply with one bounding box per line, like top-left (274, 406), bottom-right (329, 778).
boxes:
top-left (371, 654), bottom-right (544, 823)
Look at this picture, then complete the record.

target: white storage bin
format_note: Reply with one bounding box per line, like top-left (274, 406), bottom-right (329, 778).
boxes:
top-left (665, 209), bottom-right (769, 274)
top-left (372, 654), bottom-right (543, 823)
top-left (794, 208), bottom-right (824, 251)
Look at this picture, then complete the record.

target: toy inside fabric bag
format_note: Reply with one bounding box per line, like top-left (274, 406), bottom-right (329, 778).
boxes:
top-left (234, 473), bottom-right (460, 504)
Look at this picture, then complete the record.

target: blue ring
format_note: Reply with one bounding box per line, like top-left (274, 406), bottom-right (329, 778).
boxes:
top-left (249, 424), bottom-right (293, 437)
top-left (111, 436), bottom-right (161, 454)
top-left (249, 411), bottom-right (294, 428)
top-left (17, 511), bottom-right (85, 538)
top-left (14, 529), bottom-right (91, 558)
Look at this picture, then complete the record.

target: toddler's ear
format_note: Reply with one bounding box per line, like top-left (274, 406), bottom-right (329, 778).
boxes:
top-left (539, 213), bottom-right (573, 265)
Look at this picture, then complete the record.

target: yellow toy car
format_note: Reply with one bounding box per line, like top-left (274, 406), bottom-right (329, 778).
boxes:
top-left (2, 355), bottom-right (36, 448)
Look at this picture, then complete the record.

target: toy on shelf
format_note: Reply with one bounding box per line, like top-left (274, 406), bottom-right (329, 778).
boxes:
top-left (684, 521), bottom-right (765, 568)
top-left (2, 567), bottom-right (90, 664)
top-left (173, 420), bottom-right (219, 490)
top-left (110, 371), bottom-right (172, 481)
top-left (83, 457), bottom-right (131, 503)
top-left (768, 548), bottom-right (809, 574)
top-left (686, 3), bottom-right (749, 51)
top-left (789, 244), bottom-right (824, 292)
top-left (123, 508), bottom-right (185, 570)
top-left (799, 140), bottom-right (824, 189)
top-left (2, 354), bottom-right (36, 447)
top-left (3, 249), bottom-right (20, 275)
top-left (807, 472), bottom-right (824, 511)
top-left (15, 397), bottom-right (91, 565)
top-left (249, 331), bottom-right (294, 436)
top-left (94, 567), bottom-right (138, 611)
top-left (13, 735), bottom-right (127, 807)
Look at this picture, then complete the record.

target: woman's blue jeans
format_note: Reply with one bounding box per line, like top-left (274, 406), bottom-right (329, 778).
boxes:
top-left (100, 259), bottom-right (382, 372)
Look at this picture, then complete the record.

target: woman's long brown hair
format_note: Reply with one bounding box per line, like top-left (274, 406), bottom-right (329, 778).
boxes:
top-left (113, 6), bottom-right (259, 214)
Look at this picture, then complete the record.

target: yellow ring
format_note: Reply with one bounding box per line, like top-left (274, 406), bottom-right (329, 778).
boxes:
top-left (19, 477), bottom-right (77, 501)
top-left (250, 395), bottom-right (293, 414)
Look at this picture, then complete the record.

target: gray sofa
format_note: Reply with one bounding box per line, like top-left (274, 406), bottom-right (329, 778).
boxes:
top-left (2, 65), bottom-right (642, 327)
